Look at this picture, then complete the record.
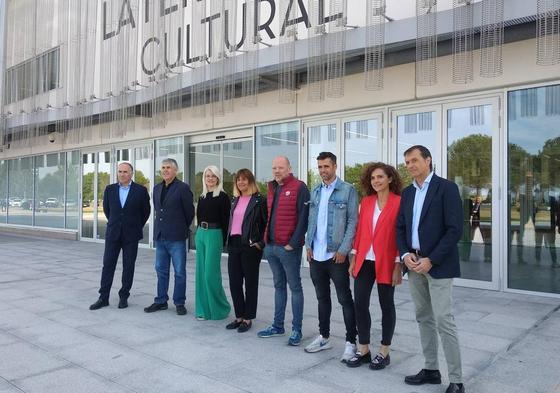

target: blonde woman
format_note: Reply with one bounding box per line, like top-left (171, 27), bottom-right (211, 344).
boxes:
top-left (195, 165), bottom-right (231, 320)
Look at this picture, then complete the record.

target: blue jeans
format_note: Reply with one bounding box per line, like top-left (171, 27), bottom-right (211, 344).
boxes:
top-left (264, 244), bottom-right (304, 332)
top-left (154, 240), bottom-right (187, 305)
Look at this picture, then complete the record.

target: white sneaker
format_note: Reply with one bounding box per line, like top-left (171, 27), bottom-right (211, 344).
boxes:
top-left (304, 335), bottom-right (332, 353)
top-left (340, 341), bottom-right (357, 363)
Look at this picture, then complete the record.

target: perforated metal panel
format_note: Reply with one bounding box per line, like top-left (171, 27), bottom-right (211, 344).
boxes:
top-left (537, 0), bottom-right (560, 66)
top-left (452, 0), bottom-right (474, 84)
top-left (480, 0), bottom-right (504, 78)
top-left (416, 0), bottom-right (438, 86)
top-left (365, 0), bottom-right (386, 91)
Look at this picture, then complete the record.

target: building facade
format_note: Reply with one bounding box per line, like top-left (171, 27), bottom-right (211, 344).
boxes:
top-left (0, 0), bottom-right (559, 297)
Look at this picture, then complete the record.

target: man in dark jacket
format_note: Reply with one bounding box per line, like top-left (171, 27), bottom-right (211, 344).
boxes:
top-left (396, 146), bottom-right (465, 393)
top-left (144, 158), bottom-right (194, 315)
top-left (90, 162), bottom-right (151, 310)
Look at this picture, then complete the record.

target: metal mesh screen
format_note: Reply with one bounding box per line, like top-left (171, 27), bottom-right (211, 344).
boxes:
top-left (191, 0), bottom-right (208, 117)
top-left (480, 0), bottom-right (504, 78)
top-left (326, 0), bottom-right (347, 98)
top-left (452, 0), bottom-right (474, 84)
top-left (307, 0), bottom-right (326, 102)
top-left (537, 0), bottom-right (560, 65)
top-left (365, 0), bottom-right (386, 91)
top-left (416, 0), bottom-right (438, 86)
top-left (242, 0), bottom-right (260, 107)
top-left (279, 0), bottom-right (298, 104)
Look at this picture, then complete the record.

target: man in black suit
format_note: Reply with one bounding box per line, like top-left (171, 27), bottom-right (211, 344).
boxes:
top-left (90, 162), bottom-right (151, 310)
top-left (396, 146), bottom-right (465, 393)
top-left (144, 158), bottom-right (194, 315)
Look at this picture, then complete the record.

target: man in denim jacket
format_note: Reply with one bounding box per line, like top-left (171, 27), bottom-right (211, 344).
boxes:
top-left (305, 152), bottom-right (359, 362)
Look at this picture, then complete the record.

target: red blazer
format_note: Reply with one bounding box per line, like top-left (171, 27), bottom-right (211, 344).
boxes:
top-left (352, 192), bottom-right (401, 284)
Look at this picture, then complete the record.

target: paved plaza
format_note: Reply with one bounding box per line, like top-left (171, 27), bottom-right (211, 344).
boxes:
top-left (0, 233), bottom-right (559, 393)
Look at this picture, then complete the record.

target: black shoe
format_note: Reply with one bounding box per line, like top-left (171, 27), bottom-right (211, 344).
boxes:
top-left (346, 351), bottom-right (372, 368)
top-left (118, 298), bottom-right (128, 309)
top-left (446, 383), bottom-right (465, 393)
top-left (89, 299), bottom-right (109, 310)
top-left (237, 321), bottom-right (252, 333)
top-left (369, 353), bottom-right (390, 370)
top-left (176, 305), bottom-right (187, 315)
top-left (404, 369), bottom-right (442, 385)
top-left (144, 302), bottom-right (168, 313)
top-left (226, 320), bottom-right (242, 330)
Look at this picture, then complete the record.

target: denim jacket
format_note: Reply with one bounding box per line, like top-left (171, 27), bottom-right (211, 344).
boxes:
top-left (305, 179), bottom-right (358, 256)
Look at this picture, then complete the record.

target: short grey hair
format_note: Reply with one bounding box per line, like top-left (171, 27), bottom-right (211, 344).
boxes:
top-left (161, 158), bottom-right (179, 171)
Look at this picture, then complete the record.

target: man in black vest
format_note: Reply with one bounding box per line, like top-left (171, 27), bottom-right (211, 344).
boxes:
top-left (90, 162), bottom-right (151, 310)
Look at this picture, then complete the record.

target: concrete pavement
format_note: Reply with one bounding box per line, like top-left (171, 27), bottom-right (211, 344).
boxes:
top-left (0, 233), bottom-right (559, 393)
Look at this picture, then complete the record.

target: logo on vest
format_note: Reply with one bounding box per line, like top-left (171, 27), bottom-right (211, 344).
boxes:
top-left (285, 191), bottom-right (291, 197)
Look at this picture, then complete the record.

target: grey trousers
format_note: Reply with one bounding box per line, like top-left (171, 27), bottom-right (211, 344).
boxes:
top-left (408, 270), bottom-right (463, 384)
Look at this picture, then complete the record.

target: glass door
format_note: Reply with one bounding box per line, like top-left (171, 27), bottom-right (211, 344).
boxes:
top-left (390, 99), bottom-right (500, 290)
top-left (188, 133), bottom-right (253, 249)
top-left (443, 98), bottom-right (500, 289)
top-left (303, 113), bottom-right (384, 192)
top-left (81, 150), bottom-right (112, 241)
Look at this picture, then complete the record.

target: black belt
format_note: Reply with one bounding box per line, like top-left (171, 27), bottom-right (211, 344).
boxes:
top-left (198, 221), bottom-right (221, 229)
top-left (412, 249), bottom-right (423, 257)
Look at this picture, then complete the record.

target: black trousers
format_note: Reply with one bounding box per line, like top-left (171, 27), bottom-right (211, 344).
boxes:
top-left (354, 259), bottom-right (396, 346)
top-left (227, 236), bottom-right (262, 320)
top-left (99, 237), bottom-right (139, 301)
top-left (309, 258), bottom-right (357, 343)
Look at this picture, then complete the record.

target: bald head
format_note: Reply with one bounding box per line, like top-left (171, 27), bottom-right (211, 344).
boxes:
top-left (272, 156), bottom-right (292, 184)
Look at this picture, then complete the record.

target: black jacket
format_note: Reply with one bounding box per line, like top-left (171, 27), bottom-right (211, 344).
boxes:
top-left (153, 179), bottom-right (195, 242)
top-left (227, 193), bottom-right (268, 249)
top-left (103, 182), bottom-right (151, 242)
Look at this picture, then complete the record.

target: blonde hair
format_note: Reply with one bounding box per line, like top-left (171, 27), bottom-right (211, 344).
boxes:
top-left (201, 165), bottom-right (223, 198)
top-left (233, 168), bottom-right (259, 197)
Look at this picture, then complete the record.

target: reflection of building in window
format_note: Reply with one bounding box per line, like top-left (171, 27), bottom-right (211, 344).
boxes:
top-left (520, 88), bottom-right (538, 118)
top-left (470, 106), bottom-right (485, 126)
top-left (309, 126), bottom-right (321, 144)
top-left (4, 47), bottom-right (60, 104)
top-left (345, 120), bottom-right (370, 140)
top-left (545, 85), bottom-right (560, 116)
top-left (404, 112), bottom-right (432, 134)
top-left (232, 142), bottom-right (242, 150)
top-left (328, 125), bottom-right (336, 142)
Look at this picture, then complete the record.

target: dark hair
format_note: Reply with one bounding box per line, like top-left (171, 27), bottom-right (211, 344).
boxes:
top-left (360, 162), bottom-right (403, 196)
top-left (233, 168), bottom-right (259, 197)
top-left (118, 162), bottom-right (134, 172)
top-left (316, 151), bottom-right (337, 165)
top-left (403, 145), bottom-right (433, 171)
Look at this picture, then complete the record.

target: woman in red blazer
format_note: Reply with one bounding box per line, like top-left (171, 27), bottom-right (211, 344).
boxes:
top-left (346, 162), bottom-right (403, 370)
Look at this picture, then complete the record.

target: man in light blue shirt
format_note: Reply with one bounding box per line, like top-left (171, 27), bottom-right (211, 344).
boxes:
top-left (396, 145), bottom-right (464, 393)
top-left (119, 181), bottom-right (131, 208)
top-left (305, 152), bottom-right (358, 362)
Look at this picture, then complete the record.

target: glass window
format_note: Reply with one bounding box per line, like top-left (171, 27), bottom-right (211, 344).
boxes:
top-left (307, 124), bottom-right (337, 190)
top-left (8, 157), bottom-right (33, 226)
top-left (396, 111), bottom-right (437, 184)
top-left (66, 151), bottom-right (80, 230)
top-left (34, 153), bottom-right (65, 228)
top-left (82, 153), bottom-right (95, 238)
top-left (447, 105), bottom-right (493, 282)
top-left (508, 85), bottom-right (560, 294)
top-left (344, 119), bottom-right (380, 194)
top-left (255, 121), bottom-right (299, 194)
top-left (155, 137), bottom-right (184, 184)
top-left (223, 139), bottom-right (253, 195)
top-left (0, 160), bottom-right (7, 223)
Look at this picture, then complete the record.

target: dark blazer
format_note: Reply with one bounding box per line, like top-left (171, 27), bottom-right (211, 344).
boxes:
top-left (153, 179), bottom-right (195, 242)
top-left (103, 181), bottom-right (151, 243)
top-left (396, 174), bottom-right (463, 279)
top-left (227, 193), bottom-right (268, 249)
